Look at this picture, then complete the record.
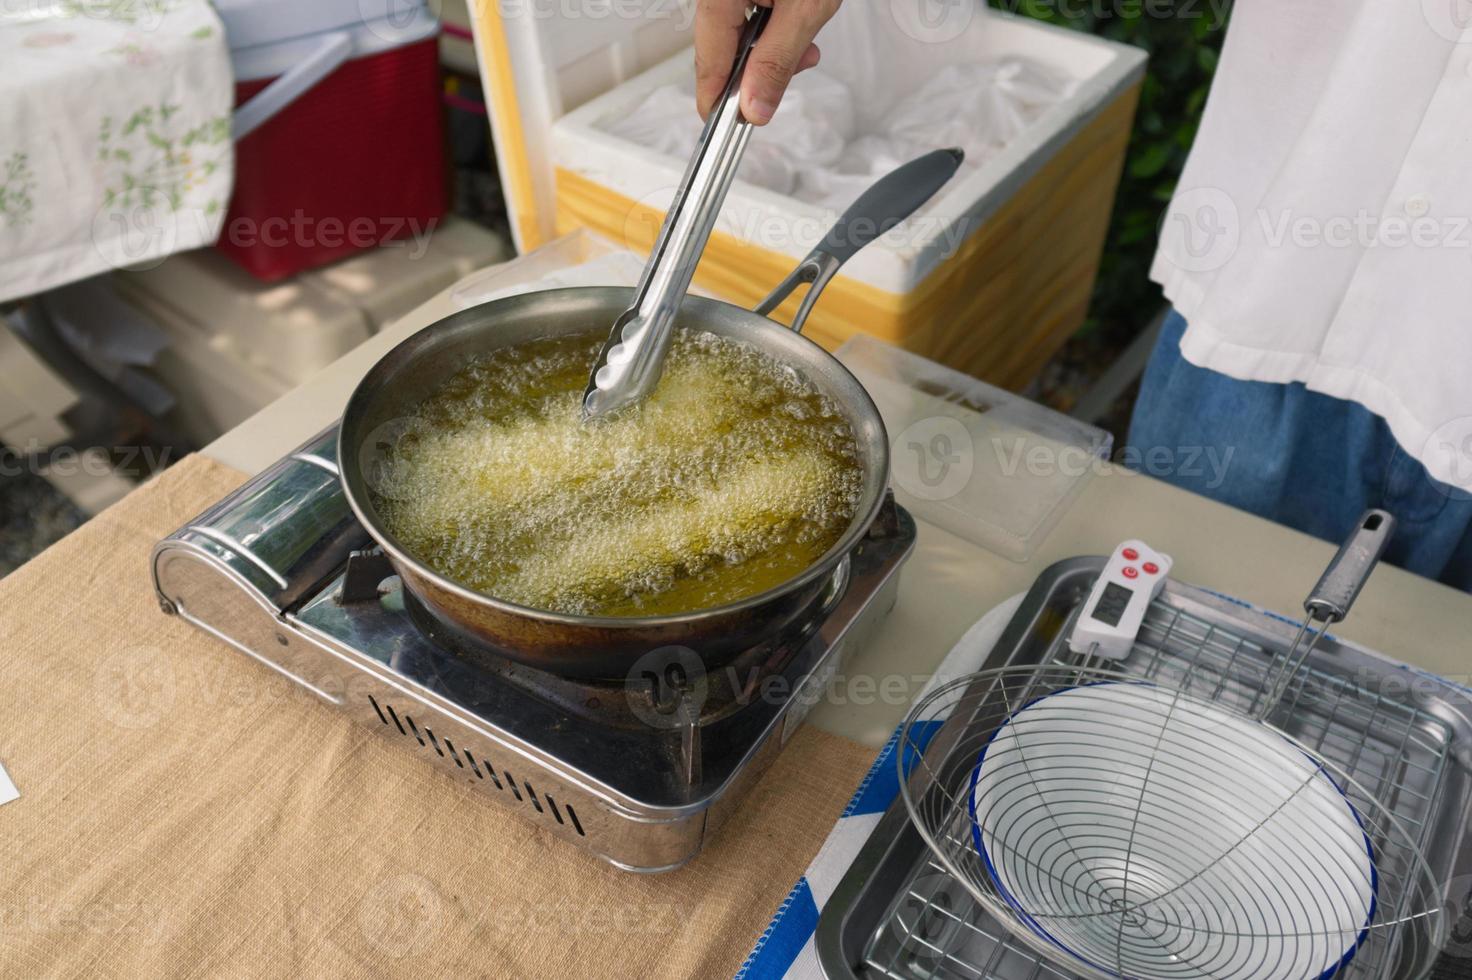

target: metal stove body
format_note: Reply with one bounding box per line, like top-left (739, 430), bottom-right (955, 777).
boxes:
top-left (152, 428), bottom-right (915, 872)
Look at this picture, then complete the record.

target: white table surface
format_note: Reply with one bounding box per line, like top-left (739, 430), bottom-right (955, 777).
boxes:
top-left (205, 286), bottom-right (1472, 749)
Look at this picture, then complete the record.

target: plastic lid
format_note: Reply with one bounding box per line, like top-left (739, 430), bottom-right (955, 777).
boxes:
top-left (226, 6), bottom-right (438, 82)
top-left (836, 335), bottom-right (1112, 562)
top-left (214, 0), bottom-right (429, 50)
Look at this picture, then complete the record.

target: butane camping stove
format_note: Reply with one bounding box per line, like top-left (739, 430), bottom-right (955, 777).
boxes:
top-left (153, 428), bottom-right (915, 872)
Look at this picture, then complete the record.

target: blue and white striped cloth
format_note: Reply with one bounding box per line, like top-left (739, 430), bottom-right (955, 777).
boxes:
top-left (735, 594), bottom-right (1025, 980)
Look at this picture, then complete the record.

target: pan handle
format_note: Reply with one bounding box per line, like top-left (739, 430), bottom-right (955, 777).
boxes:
top-left (754, 147), bottom-right (964, 334)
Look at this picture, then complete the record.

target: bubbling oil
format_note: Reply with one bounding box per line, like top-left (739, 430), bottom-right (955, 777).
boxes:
top-left (371, 329), bottom-right (864, 617)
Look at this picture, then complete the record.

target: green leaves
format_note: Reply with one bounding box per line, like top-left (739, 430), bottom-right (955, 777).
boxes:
top-left (0, 151), bottom-right (37, 229)
top-left (122, 107), bottom-right (153, 136)
top-left (95, 102), bottom-right (230, 217)
top-left (1129, 140), bottom-right (1174, 179)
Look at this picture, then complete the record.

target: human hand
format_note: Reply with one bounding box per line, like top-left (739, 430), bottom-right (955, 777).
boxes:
top-left (694, 0), bottom-right (841, 125)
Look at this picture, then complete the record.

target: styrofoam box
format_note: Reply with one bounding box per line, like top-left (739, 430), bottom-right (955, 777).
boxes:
top-left (551, 7), bottom-right (1145, 296)
top-left (109, 218), bottom-right (509, 444)
top-left (0, 315), bottom-right (77, 449)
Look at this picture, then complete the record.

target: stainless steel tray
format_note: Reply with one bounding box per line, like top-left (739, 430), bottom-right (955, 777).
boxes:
top-left (817, 557), bottom-right (1472, 979)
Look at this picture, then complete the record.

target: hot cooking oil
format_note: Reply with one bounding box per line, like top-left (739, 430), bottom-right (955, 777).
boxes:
top-left (371, 329), bottom-right (863, 617)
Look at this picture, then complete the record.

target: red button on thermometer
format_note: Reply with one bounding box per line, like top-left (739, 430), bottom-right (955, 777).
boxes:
top-left (1068, 540), bottom-right (1174, 660)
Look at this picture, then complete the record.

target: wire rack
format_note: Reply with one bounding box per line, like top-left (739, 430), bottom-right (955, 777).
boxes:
top-left (864, 597), bottom-right (1456, 980)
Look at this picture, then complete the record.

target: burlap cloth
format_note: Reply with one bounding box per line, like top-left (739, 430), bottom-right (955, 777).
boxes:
top-left (0, 455), bottom-right (875, 978)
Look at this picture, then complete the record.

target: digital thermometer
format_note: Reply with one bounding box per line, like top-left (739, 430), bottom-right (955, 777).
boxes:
top-left (1069, 540), bottom-right (1173, 660)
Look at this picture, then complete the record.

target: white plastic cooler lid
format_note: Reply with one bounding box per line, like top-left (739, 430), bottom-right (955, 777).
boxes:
top-left (215, 0), bottom-right (424, 48)
top-left (215, 0), bottom-right (438, 80)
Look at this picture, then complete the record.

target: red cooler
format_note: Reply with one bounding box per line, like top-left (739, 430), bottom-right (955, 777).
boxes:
top-left (214, 0), bottom-right (446, 281)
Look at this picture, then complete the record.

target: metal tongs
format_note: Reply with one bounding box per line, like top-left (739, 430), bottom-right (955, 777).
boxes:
top-left (1258, 508), bottom-right (1397, 717)
top-left (581, 4), bottom-right (772, 420)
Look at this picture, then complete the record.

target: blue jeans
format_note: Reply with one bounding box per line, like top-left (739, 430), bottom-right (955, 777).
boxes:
top-left (1127, 310), bottom-right (1472, 591)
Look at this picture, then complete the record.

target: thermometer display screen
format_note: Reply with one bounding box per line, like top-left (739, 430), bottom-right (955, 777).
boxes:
top-left (1093, 582), bottom-right (1134, 628)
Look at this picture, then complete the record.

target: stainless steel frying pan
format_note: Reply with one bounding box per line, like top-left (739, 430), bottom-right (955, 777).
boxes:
top-left (338, 149), bottom-right (963, 678)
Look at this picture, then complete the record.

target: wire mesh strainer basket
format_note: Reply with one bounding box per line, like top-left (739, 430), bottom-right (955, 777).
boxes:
top-left (898, 665), bottom-right (1447, 980)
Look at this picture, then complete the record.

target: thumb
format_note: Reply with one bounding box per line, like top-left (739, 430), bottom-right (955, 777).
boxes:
top-left (740, 1), bottom-right (835, 125)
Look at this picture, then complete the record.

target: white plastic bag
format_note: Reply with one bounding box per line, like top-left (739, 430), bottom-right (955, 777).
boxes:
top-left (603, 69), bottom-right (855, 197)
top-left (740, 69), bottom-right (855, 194)
top-left (597, 5), bottom-right (1076, 210)
top-left (883, 59), bottom-right (1074, 172)
top-left (797, 135), bottom-right (929, 212)
top-left (604, 84), bottom-right (701, 160)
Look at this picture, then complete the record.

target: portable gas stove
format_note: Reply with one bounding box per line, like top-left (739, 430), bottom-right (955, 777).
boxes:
top-left (153, 428), bottom-right (915, 872)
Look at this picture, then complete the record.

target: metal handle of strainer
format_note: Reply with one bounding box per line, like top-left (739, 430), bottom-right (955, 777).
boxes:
top-left (1259, 508), bottom-right (1397, 717)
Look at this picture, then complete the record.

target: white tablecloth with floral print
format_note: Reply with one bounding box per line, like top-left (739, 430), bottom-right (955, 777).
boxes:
top-left (0, 0), bottom-right (234, 303)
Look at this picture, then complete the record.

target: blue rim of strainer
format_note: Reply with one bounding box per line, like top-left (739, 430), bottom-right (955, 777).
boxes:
top-left (963, 680), bottom-right (1378, 980)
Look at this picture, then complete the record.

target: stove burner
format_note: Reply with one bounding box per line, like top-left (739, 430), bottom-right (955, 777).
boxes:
top-left (385, 561), bottom-right (836, 728)
top-left (151, 425), bottom-right (915, 871)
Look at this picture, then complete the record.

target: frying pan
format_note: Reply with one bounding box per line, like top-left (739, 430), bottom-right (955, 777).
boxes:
top-left (338, 149), bottom-right (963, 678)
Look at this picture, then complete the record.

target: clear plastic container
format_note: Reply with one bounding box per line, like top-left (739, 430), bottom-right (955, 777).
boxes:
top-left (836, 335), bottom-right (1111, 561)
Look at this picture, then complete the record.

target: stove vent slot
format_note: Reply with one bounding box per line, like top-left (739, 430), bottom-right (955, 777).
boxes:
top-left (366, 694), bottom-right (585, 836)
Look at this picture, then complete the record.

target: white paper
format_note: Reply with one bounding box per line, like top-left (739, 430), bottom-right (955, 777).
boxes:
top-left (0, 761), bottom-right (18, 806)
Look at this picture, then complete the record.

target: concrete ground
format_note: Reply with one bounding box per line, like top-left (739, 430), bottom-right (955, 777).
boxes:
top-left (0, 472), bottom-right (85, 577)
